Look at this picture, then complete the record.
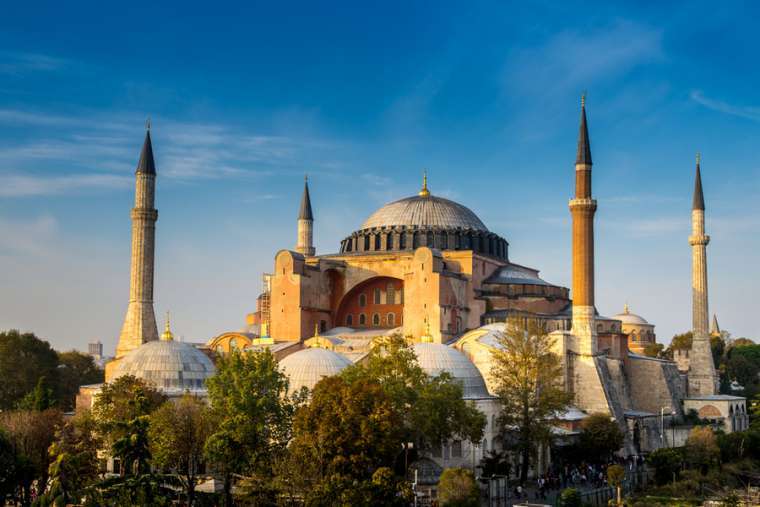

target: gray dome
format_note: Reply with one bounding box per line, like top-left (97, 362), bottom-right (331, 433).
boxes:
top-left (360, 195), bottom-right (488, 232)
top-left (113, 340), bottom-right (216, 393)
top-left (412, 342), bottom-right (490, 399)
top-left (279, 347), bottom-right (352, 394)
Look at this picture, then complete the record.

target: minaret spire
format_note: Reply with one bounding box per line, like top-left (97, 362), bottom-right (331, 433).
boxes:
top-left (419, 170), bottom-right (430, 197)
top-left (688, 153), bottom-right (717, 395)
top-left (114, 125), bottom-right (160, 359)
top-left (576, 93), bottom-right (592, 166)
top-left (296, 175), bottom-right (315, 256)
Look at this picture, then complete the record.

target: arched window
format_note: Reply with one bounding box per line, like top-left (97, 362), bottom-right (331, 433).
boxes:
top-left (359, 293), bottom-right (367, 307)
top-left (372, 313), bottom-right (380, 326)
top-left (359, 313), bottom-right (366, 326)
top-left (346, 314), bottom-right (353, 326)
top-left (373, 288), bottom-right (381, 304)
top-left (386, 284), bottom-right (395, 304)
top-left (387, 313), bottom-right (395, 327)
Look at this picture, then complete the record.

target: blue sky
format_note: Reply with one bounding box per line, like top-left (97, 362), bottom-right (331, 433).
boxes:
top-left (1, 1), bottom-right (759, 352)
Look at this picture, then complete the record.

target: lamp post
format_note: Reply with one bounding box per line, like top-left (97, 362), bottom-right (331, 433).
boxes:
top-left (660, 407), bottom-right (676, 447)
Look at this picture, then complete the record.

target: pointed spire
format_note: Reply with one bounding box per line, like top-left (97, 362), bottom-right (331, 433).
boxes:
top-left (298, 175), bottom-right (313, 220)
top-left (136, 126), bottom-right (157, 175)
top-left (710, 314), bottom-right (720, 336)
top-left (576, 93), bottom-right (593, 165)
top-left (161, 311), bottom-right (174, 341)
top-left (419, 170), bottom-right (430, 197)
top-left (693, 152), bottom-right (705, 210)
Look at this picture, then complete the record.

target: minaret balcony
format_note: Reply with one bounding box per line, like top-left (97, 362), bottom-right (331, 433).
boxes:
top-left (688, 234), bottom-right (710, 246)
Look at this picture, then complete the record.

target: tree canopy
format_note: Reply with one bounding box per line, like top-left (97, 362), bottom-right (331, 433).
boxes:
top-left (0, 330), bottom-right (60, 410)
top-left (578, 413), bottom-right (624, 463)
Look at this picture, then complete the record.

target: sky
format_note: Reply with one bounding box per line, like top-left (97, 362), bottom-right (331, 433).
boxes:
top-left (1, 1), bottom-right (759, 353)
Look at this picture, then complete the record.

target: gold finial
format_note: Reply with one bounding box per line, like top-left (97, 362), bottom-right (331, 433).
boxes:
top-left (624, 303), bottom-right (630, 314)
top-left (314, 322), bottom-right (320, 337)
top-left (145, 117), bottom-right (151, 131)
top-left (696, 152), bottom-right (701, 166)
top-left (419, 170), bottom-right (430, 197)
top-left (161, 311), bottom-right (174, 341)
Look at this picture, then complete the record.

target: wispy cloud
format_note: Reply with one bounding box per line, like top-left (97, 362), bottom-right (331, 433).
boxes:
top-left (690, 90), bottom-right (760, 122)
top-left (0, 51), bottom-right (68, 75)
top-left (0, 173), bottom-right (132, 197)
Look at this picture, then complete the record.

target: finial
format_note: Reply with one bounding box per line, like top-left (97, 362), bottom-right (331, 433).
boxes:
top-left (161, 311), bottom-right (174, 341)
top-left (624, 303), bottom-right (630, 314)
top-left (581, 91), bottom-right (586, 108)
top-left (314, 322), bottom-right (320, 337)
top-left (304, 173), bottom-right (308, 183)
top-left (145, 117), bottom-right (151, 131)
top-left (419, 170), bottom-right (430, 197)
top-left (696, 152), bottom-right (701, 166)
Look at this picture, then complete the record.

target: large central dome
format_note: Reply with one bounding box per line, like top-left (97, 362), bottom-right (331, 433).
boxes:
top-left (360, 195), bottom-right (489, 232)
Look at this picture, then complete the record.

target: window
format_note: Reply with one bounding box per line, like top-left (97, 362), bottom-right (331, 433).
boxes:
top-left (451, 440), bottom-right (463, 458)
top-left (359, 293), bottom-right (367, 307)
top-left (359, 313), bottom-right (366, 326)
top-left (346, 314), bottom-right (353, 326)
top-left (374, 288), bottom-right (381, 304)
top-left (387, 313), bottom-right (395, 327)
top-left (386, 284), bottom-right (395, 304)
top-left (372, 313), bottom-right (380, 326)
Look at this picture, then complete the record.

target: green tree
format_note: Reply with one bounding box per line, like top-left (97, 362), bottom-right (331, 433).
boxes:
top-left (685, 426), bottom-right (719, 496)
top-left (17, 376), bottom-right (54, 411)
top-left (670, 331), bottom-right (693, 350)
top-left (559, 487), bottom-right (582, 507)
top-left (56, 351), bottom-right (104, 411)
top-left (578, 413), bottom-right (624, 463)
top-left (0, 409), bottom-right (63, 505)
top-left (0, 430), bottom-right (19, 502)
top-left (607, 464), bottom-right (625, 506)
top-left (642, 342), bottom-right (664, 358)
top-left (91, 375), bottom-right (166, 476)
top-left (489, 317), bottom-right (572, 483)
top-left (0, 330), bottom-right (60, 410)
top-left (438, 467), bottom-right (479, 507)
top-left (647, 447), bottom-right (682, 485)
top-left (38, 412), bottom-right (100, 506)
top-left (149, 394), bottom-right (212, 506)
top-left (204, 349), bottom-right (299, 505)
top-left (733, 338), bottom-right (755, 347)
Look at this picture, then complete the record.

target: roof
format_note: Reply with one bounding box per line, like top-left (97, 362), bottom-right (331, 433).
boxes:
top-left (298, 178), bottom-right (313, 220)
top-left (359, 193), bottom-right (488, 232)
top-left (611, 304), bottom-right (650, 326)
top-left (484, 263), bottom-right (550, 286)
top-left (279, 347), bottom-right (352, 394)
top-left (576, 100), bottom-right (592, 165)
top-left (693, 157), bottom-right (705, 210)
top-left (412, 342), bottom-right (490, 399)
top-left (684, 395), bottom-right (745, 402)
top-left (136, 130), bottom-right (156, 175)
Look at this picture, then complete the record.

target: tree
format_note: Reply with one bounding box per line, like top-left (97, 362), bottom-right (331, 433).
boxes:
top-left (647, 447), bottom-right (682, 485)
top-left (204, 349), bottom-right (299, 505)
top-left (578, 413), bottom-right (624, 463)
top-left (733, 338), bottom-right (755, 347)
top-left (17, 376), bottom-right (54, 411)
top-left (0, 409), bottom-right (63, 504)
top-left (0, 330), bottom-right (60, 410)
top-left (56, 351), bottom-right (104, 411)
top-left (0, 430), bottom-right (19, 502)
top-left (438, 467), bottom-right (479, 507)
top-left (607, 464), bottom-right (625, 506)
top-left (559, 487), bottom-right (582, 507)
top-left (91, 375), bottom-right (166, 476)
top-left (38, 412), bottom-right (100, 506)
top-left (643, 342), bottom-right (664, 358)
top-left (685, 427), bottom-right (719, 472)
top-left (489, 317), bottom-right (572, 483)
top-left (149, 394), bottom-right (212, 506)
top-left (670, 332), bottom-right (693, 351)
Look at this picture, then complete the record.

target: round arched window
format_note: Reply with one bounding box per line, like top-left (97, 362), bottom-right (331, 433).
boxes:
top-left (359, 313), bottom-right (366, 326)
top-left (372, 313), bottom-right (380, 326)
top-left (346, 314), bottom-right (353, 326)
top-left (387, 313), bottom-right (395, 326)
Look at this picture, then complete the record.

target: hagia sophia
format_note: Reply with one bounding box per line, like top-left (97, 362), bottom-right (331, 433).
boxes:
top-left (79, 98), bottom-right (746, 475)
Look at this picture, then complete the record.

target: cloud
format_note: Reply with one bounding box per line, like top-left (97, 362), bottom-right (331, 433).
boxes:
top-left (0, 173), bottom-right (132, 197)
top-left (690, 90), bottom-right (760, 122)
top-left (0, 215), bottom-right (58, 256)
top-left (0, 51), bottom-right (68, 75)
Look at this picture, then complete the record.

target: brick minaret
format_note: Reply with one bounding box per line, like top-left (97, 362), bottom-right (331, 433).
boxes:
top-left (688, 154), bottom-right (718, 395)
top-left (116, 128), bottom-right (159, 358)
top-left (569, 96), bottom-right (598, 355)
top-left (296, 176), bottom-right (315, 256)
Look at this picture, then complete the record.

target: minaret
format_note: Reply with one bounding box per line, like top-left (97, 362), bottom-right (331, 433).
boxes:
top-left (569, 95), bottom-right (598, 354)
top-left (688, 153), bottom-right (718, 395)
top-left (115, 127), bottom-right (160, 358)
top-left (296, 176), bottom-right (315, 256)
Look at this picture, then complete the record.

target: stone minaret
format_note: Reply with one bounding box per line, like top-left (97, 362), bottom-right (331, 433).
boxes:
top-left (296, 176), bottom-right (315, 256)
top-left (115, 128), bottom-right (159, 358)
top-left (688, 154), bottom-right (718, 395)
top-left (569, 96), bottom-right (598, 355)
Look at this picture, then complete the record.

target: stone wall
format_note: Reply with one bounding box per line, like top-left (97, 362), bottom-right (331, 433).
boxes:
top-left (626, 356), bottom-right (684, 416)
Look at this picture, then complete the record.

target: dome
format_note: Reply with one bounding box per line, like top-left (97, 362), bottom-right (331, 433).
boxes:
top-left (412, 342), bottom-right (490, 399)
top-left (113, 340), bottom-right (216, 393)
top-left (360, 194), bottom-right (488, 232)
top-left (612, 304), bottom-right (650, 326)
top-left (279, 347), bottom-right (352, 393)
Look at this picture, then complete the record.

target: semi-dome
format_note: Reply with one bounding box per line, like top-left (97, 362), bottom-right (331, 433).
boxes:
top-left (279, 347), bottom-right (352, 394)
top-left (360, 194), bottom-right (488, 232)
top-left (612, 304), bottom-right (650, 326)
top-left (412, 342), bottom-right (490, 399)
top-left (113, 339), bottom-right (216, 393)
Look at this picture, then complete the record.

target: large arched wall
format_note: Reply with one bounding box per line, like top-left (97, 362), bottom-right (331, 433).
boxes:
top-left (335, 276), bottom-right (404, 329)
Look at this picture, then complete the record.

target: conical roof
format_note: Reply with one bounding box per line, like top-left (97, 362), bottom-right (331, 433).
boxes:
top-left (299, 177), bottom-right (313, 220)
top-left (576, 97), bottom-right (592, 165)
top-left (693, 155), bottom-right (705, 211)
top-left (136, 130), bottom-right (156, 175)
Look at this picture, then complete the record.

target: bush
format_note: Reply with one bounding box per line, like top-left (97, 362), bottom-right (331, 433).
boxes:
top-left (647, 447), bottom-right (682, 485)
top-left (438, 468), bottom-right (479, 507)
top-left (559, 487), bottom-right (582, 507)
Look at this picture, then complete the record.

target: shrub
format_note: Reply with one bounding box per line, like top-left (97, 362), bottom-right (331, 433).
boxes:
top-left (438, 468), bottom-right (479, 507)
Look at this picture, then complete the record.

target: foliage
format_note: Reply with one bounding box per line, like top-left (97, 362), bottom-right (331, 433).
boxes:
top-left (643, 342), bottom-right (665, 358)
top-left (149, 394), bottom-right (212, 506)
top-left (489, 317), bottom-right (572, 482)
top-left (91, 375), bottom-right (166, 476)
top-left (732, 338), bottom-right (755, 347)
top-left (607, 464), bottom-right (625, 486)
top-left (302, 468), bottom-right (411, 507)
top-left (0, 408), bottom-right (63, 503)
top-left (204, 348), bottom-right (300, 504)
top-left (670, 332), bottom-right (693, 351)
top-left (647, 448), bottom-right (683, 486)
top-left (85, 473), bottom-right (176, 506)
top-left (685, 427), bottom-right (719, 473)
top-left (478, 450), bottom-right (510, 478)
top-left (558, 487), bottom-right (582, 507)
top-left (578, 413), bottom-right (624, 463)
top-left (0, 330), bottom-right (60, 410)
top-left (725, 344), bottom-right (760, 389)
top-left (17, 376), bottom-right (54, 411)
top-left (38, 412), bottom-right (100, 506)
top-left (56, 351), bottom-right (104, 411)
top-left (0, 430), bottom-right (18, 501)
top-left (437, 467), bottom-right (479, 507)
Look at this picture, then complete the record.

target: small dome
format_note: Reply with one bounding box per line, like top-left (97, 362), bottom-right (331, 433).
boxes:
top-left (360, 194), bottom-right (488, 232)
top-left (612, 304), bottom-right (650, 325)
top-left (113, 340), bottom-right (216, 393)
top-left (412, 342), bottom-right (490, 399)
top-left (279, 347), bottom-right (352, 394)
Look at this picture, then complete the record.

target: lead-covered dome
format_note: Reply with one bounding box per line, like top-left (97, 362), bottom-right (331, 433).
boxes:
top-left (412, 342), bottom-right (490, 399)
top-left (360, 195), bottom-right (488, 232)
top-left (113, 340), bottom-right (216, 393)
top-left (279, 347), bottom-right (352, 394)
top-left (612, 304), bottom-right (650, 326)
